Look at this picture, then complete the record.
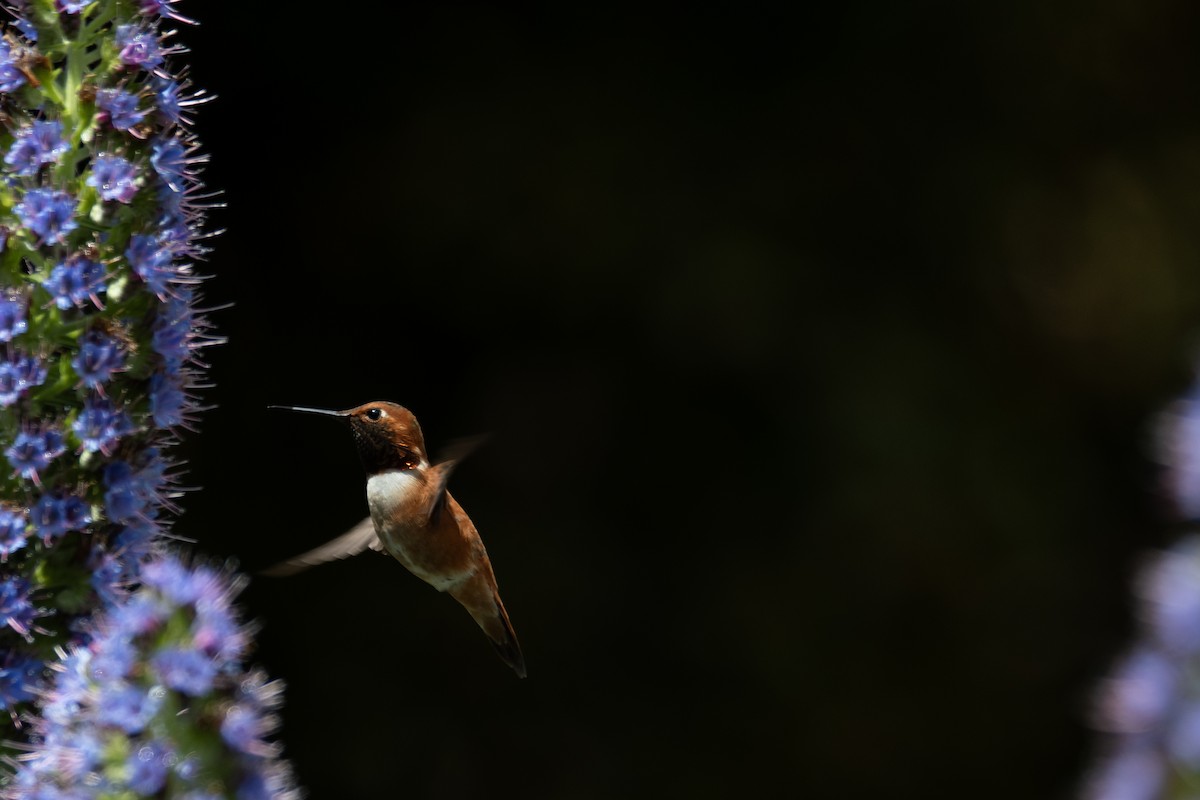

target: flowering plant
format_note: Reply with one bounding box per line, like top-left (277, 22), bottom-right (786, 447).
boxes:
top-left (0, 1), bottom-right (297, 795)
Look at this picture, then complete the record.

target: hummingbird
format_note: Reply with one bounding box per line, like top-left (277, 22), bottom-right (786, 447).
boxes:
top-left (263, 401), bottom-right (526, 678)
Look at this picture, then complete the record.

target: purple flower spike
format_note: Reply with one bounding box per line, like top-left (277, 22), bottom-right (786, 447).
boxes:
top-left (14, 188), bottom-right (78, 245)
top-left (5, 120), bottom-right (69, 176)
top-left (0, 296), bottom-right (28, 341)
top-left (87, 154), bottom-right (140, 203)
top-left (96, 88), bottom-right (147, 131)
top-left (116, 25), bottom-right (164, 71)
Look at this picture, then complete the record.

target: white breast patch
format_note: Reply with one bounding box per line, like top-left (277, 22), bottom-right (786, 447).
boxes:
top-left (366, 469), bottom-right (423, 519)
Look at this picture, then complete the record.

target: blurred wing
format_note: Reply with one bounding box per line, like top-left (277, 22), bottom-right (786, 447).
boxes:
top-left (261, 517), bottom-right (382, 577)
top-left (424, 434), bottom-right (488, 522)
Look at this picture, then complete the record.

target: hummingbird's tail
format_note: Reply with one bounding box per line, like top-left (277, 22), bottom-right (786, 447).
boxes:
top-left (450, 573), bottom-right (527, 678)
top-left (488, 595), bottom-right (527, 679)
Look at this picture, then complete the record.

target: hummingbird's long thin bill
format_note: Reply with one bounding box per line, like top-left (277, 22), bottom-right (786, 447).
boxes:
top-left (266, 405), bottom-right (348, 417)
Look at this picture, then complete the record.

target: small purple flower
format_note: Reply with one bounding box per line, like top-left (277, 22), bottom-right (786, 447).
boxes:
top-left (153, 647), bottom-right (216, 696)
top-left (150, 136), bottom-right (189, 191)
top-left (5, 429), bottom-right (66, 483)
top-left (152, 289), bottom-right (195, 367)
top-left (56, 0), bottom-right (88, 12)
top-left (71, 329), bottom-right (125, 389)
top-left (220, 704), bottom-right (270, 756)
top-left (127, 741), bottom-right (171, 794)
top-left (1168, 702), bottom-right (1200, 768)
top-left (140, 558), bottom-right (201, 604)
top-left (1160, 388), bottom-right (1200, 522)
top-left (127, 233), bottom-right (180, 297)
top-left (0, 576), bottom-right (37, 638)
top-left (110, 592), bottom-right (169, 638)
top-left (0, 40), bottom-right (27, 93)
top-left (96, 88), bottom-right (146, 131)
top-left (89, 634), bottom-right (137, 683)
top-left (1139, 540), bottom-right (1200, 656)
top-left (138, 0), bottom-right (196, 24)
top-left (30, 494), bottom-right (91, 542)
top-left (44, 255), bottom-right (107, 309)
top-left (0, 652), bottom-right (41, 711)
top-left (14, 188), bottom-right (78, 245)
top-left (5, 120), bottom-right (69, 176)
top-left (116, 25), bottom-right (164, 71)
top-left (13, 19), bottom-right (37, 44)
top-left (96, 683), bottom-right (161, 734)
top-left (72, 396), bottom-right (133, 454)
top-left (193, 603), bottom-right (247, 662)
top-left (150, 371), bottom-right (187, 428)
top-left (0, 506), bottom-right (29, 561)
top-left (90, 550), bottom-right (132, 607)
top-left (103, 462), bottom-right (140, 522)
top-left (154, 78), bottom-right (183, 123)
top-left (0, 295), bottom-right (28, 341)
top-left (1083, 745), bottom-right (1166, 800)
top-left (104, 453), bottom-right (167, 524)
top-left (87, 154), bottom-right (140, 202)
top-left (0, 352), bottom-right (48, 406)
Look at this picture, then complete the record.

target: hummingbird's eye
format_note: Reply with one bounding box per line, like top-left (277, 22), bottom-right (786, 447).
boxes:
top-left (366, 407), bottom-right (383, 421)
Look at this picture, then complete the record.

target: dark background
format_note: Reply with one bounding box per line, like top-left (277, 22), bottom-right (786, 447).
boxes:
top-left (173, 2), bottom-right (1200, 798)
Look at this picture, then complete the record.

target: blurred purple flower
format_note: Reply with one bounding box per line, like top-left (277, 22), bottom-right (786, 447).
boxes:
top-left (86, 154), bottom-right (139, 203)
top-left (115, 25), bottom-right (163, 71)
top-left (72, 396), bottom-right (133, 455)
top-left (71, 329), bottom-right (125, 390)
top-left (95, 88), bottom-right (146, 131)
top-left (0, 576), bottom-right (37, 638)
top-left (4, 120), bottom-right (69, 176)
top-left (0, 295), bottom-right (27, 341)
top-left (15, 188), bottom-right (77, 244)
top-left (0, 506), bottom-right (29, 561)
top-left (0, 40), bottom-right (26, 92)
top-left (0, 352), bottom-right (48, 407)
top-left (44, 256), bottom-right (107, 310)
top-left (5, 428), bottom-right (66, 484)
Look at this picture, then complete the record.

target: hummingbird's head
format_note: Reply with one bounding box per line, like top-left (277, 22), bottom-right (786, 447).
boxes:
top-left (342, 401), bottom-right (427, 474)
top-left (270, 401), bottom-right (427, 475)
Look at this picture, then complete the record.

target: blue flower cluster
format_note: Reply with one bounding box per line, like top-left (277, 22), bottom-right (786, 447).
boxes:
top-left (9, 556), bottom-right (299, 799)
top-left (1083, 539), bottom-right (1200, 799)
top-left (1082, 368), bottom-right (1200, 798)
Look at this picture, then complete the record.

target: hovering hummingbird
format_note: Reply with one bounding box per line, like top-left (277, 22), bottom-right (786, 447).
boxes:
top-left (264, 401), bottom-right (526, 678)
